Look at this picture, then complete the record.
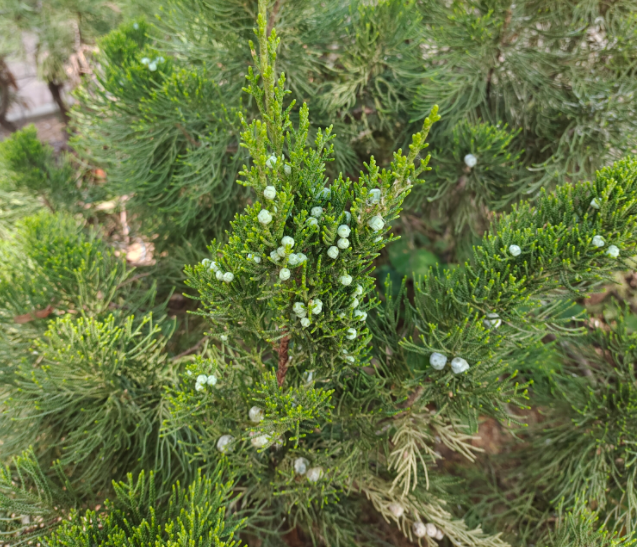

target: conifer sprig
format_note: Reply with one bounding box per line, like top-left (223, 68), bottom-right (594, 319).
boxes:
top-left (385, 158), bottom-right (637, 425)
top-left (185, 0), bottom-right (440, 389)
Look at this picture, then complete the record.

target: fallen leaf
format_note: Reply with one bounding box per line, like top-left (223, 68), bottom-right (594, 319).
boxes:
top-left (14, 305), bottom-right (54, 324)
top-left (95, 200), bottom-right (116, 211)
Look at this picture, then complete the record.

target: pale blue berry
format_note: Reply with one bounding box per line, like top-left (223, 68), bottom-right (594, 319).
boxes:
top-left (249, 406), bottom-right (264, 422)
top-left (263, 186), bottom-right (276, 200)
top-left (606, 245), bottom-right (619, 258)
top-left (337, 224), bottom-right (351, 238)
top-left (368, 188), bottom-right (381, 204)
top-left (412, 522), bottom-right (427, 539)
top-left (287, 254), bottom-right (300, 266)
top-left (258, 209), bottom-right (273, 224)
top-left (265, 155), bottom-right (277, 168)
top-left (451, 357), bottom-right (470, 374)
top-left (310, 299), bottom-right (323, 314)
top-left (293, 302), bottom-right (307, 317)
top-left (592, 235), bottom-right (605, 247)
top-left (388, 503), bottom-right (404, 518)
top-left (353, 310), bottom-right (367, 321)
top-left (306, 467), bottom-right (323, 482)
top-left (483, 313), bottom-right (501, 329)
top-left (429, 352), bottom-right (447, 370)
top-left (251, 433), bottom-right (270, 448)
top-left (294, 457), bottom-right (309, 475)
top-left (368, 215), bottom-right (384, 232)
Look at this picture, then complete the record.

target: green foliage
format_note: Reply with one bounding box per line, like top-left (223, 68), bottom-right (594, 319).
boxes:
top-left (412, 121), bottom-right (524, 241)
top-left (1, 0), bottom-right (157, 84)
top-left (0, 211), bottom-right (178, 500)
top-left (0, 449), bottom-right (76, 546)
top-left (168, 5), bottom-right (637, 544)
top-left (0, 452), bottom-right (243, 547)
top-left (0, 189), bottom-right (42, 237)
top-left (0, 212), bottom-right (126, 328)
top-left (509, 309), bottom-right (637, 537)
top-left (3, 1), bottom-right (637, 546)
top-left (0, 126), bottom-right (81, 211)
top-left (45, 467), bottom-right (243, 547)
top-left (541, 501), bottom-right (636, 547)
top-left (71, 20), bottom-right (248, 251)
top-left (0, 312), bottom-right (173, 496)
top-left (412, 0), bottom-right (637, 184)
top-left (394, 158), bottom-right (637, 426)
top-left (70, 0), bottom-right (637, 259)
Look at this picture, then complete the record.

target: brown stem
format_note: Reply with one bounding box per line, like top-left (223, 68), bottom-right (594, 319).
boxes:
top-left (47, 80), bottom-right (70, 125)
top-left (175, 123), bottom-right (201, 147)
top-left (399, 385), bottom-right (425, 409)
top-left (171, 337), bottom-right (207, 362)
top-left (116, 272), bottom-right (153, 290)
top-left (0, 115), bottom-right (17, 132)
top-left (41, 195), bottom-right (56, 213)
top-left (485, 66), bottom-right (496, 102)
top-left (486, 8), bottom-right (512, 102)
top-left (0, 58), bottom-right (18, 132)
top-left (276, 335), bottom-right (290, 387)
top-left (267, 0), bottom-right (282, 36)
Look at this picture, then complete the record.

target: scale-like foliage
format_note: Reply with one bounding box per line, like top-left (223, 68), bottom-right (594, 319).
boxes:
top-left (497, 309), bottom-right (637, 537)
top-left (0, 210), bottom-right (182, 505)
top-left (0, 449), bottom-right (76, 547)
top-left (3, 2), bottom-right (637, 547)
top-left (71, 0), bottom-right (637, 259)
top-left (44, 467), bottom-right (244, 547)
top-left (0, 126), bottom-right (82, 211)
top-left (71, 19), bottom-right (248, 250)
top-left (167, 2), bottom-right (637, 544)
top-left (394, 158), bottom-right (637, 426)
